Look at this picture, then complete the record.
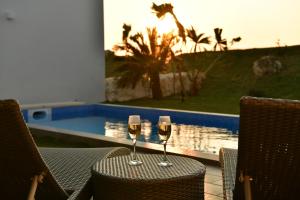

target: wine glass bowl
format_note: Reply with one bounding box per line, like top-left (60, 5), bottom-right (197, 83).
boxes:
top-left (157, 116), bottom-right (173, 167)
top-left (128, 115), bottom-right (142, 166)
top-left (128, 123), bottom-right (141, 140)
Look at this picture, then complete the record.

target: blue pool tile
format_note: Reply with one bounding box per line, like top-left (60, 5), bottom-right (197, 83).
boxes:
top-left (52, 105), bottom-right (98, 120)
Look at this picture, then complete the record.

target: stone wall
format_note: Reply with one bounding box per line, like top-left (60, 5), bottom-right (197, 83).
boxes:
top-left (105, 73), bottom-right (193, 102)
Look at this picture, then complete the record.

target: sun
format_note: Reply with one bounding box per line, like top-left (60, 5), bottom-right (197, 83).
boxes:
top-left (147, 13), bottom-right (177, 36)
top-left (156, 14), bottom-right (177, 35)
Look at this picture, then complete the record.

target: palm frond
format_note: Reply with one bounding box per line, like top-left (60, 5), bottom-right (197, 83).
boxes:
top-left (147, 28), bottom-right (158, 57)
top-left (214, 28), bottom-right (223, 42)
top-left (113, 44), bottom-right (125, 52)
top-left (122, 24), bottom-right (131, 41)
top-left (198, 36), bottom-right (211, 44)
top-left (152, 3), bottom-right (185, 42)
top-left (158, 34), bottom-right (176, 69)
top-left (231, 36), bottom-right (242, 46)
top-left (151, 3), bottom-right (173, 18)
top-left (214, 43), bottom-right (217, 51)
top-left (186, 26), bottom-right (197, 43)
top-left (232, 37), bottom-right (241, 42)
top-left (175, 21), bottom-right (186, 42)
top-left (129, 33), bottom-right (150, 55)
top-left (220, 39), bottom-right (227, 45)
top-left (125, 42), bottom-right (143, 57)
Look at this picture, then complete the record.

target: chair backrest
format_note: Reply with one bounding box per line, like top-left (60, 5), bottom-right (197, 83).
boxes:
top-left (234, 96), bottom-right (300, 200)
top-left (0, 99), bottom-right (68, 200)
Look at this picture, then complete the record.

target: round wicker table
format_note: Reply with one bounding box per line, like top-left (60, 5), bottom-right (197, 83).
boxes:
top-left (91, 154), bottom-right (206, 200)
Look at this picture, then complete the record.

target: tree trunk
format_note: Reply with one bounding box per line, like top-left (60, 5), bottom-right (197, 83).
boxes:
top-left (187, 69), bottom-right (201, 96)
top-left (150, 71), bottom-right (162, 100)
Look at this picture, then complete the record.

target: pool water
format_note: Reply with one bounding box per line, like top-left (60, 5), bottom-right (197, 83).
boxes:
top-left (35, 116), bottom-right (238, 155)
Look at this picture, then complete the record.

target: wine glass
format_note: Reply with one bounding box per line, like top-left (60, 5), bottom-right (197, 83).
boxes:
top-left (157, 116), bottom-right (173, 167)
top-left (128, 115), bottom-right (142, 166)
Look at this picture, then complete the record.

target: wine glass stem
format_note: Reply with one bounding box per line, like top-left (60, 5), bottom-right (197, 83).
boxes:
top-left (163, 143), bottom-right (167, 161)
top-left (133, 139), bottom-right (137, 160)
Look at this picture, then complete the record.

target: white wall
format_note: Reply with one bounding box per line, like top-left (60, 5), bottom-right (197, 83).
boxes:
top-left (0, 0), bottom-right (105, 104)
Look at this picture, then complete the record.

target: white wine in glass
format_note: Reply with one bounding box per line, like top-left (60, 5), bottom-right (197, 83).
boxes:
top-left (128, 115), bottom-right (142, 166)
top-left (157, 116), bottom-right (173, 167)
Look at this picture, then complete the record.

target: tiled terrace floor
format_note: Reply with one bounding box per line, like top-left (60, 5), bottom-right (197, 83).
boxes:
top-left (204, 165), bottom-right (223, 200)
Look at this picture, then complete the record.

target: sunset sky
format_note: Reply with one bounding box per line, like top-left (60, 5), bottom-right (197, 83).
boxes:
top-left (104, 0), bottom-right (300, 51)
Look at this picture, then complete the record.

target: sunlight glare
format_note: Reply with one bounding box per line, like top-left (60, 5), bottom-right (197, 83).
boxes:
top-left (147, 14), bottom-right (177, 36)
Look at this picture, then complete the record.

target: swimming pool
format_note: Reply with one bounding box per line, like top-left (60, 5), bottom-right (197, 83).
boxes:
top-left (22, 104), bottom-right (239, 155)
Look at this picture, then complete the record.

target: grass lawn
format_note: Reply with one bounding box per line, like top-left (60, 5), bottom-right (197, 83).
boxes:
top-left (106, 45), bottom-right (300, 114)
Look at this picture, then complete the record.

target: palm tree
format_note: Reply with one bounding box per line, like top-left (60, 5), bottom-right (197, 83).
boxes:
top-left (151, 3), bottom-right (188, 101)
top-left (186, 26), bottom-right (211, 52)
top-left (213, 28), bottom-right (227, 51)
top-left (206, 29), bottom-right (241, 75)
top-left (114, 25), bottom-right (175, 100)
top-left (184, 27), bottom-right (210, 96)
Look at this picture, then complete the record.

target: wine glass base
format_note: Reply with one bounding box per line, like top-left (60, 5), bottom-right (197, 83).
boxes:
top-left (158, 161), bottom-right (173, 167)
top-left (128, 160), bottom-right (143, 166)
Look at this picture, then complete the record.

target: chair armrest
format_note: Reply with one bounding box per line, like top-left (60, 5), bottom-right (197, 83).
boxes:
top-left (219, 148), bottom-right (238, 200)
top-left (243, 175), bottom-right (252, 200)
top-left (239, 172), bottom-right (252, 200)
top-left (27, 172), bottom-right (46, 200)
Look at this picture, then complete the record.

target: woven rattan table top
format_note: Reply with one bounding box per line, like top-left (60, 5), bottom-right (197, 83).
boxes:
top-left (92, 154), bottom-right (205, 181)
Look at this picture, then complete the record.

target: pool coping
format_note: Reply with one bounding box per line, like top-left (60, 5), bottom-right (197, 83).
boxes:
top-left (21, 101), bottom-right (86, 109)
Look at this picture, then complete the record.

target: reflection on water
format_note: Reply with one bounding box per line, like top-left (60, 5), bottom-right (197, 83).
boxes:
top-left (104, 122), bottom-right (127, 138)
top-left (104, 120), bottom-right (238, 155)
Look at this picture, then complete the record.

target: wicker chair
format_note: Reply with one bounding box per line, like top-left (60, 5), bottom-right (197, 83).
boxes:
top-left (0, 99), bottom-right (130, 200)
top-left (220, 96), bottom-right (300, 200)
